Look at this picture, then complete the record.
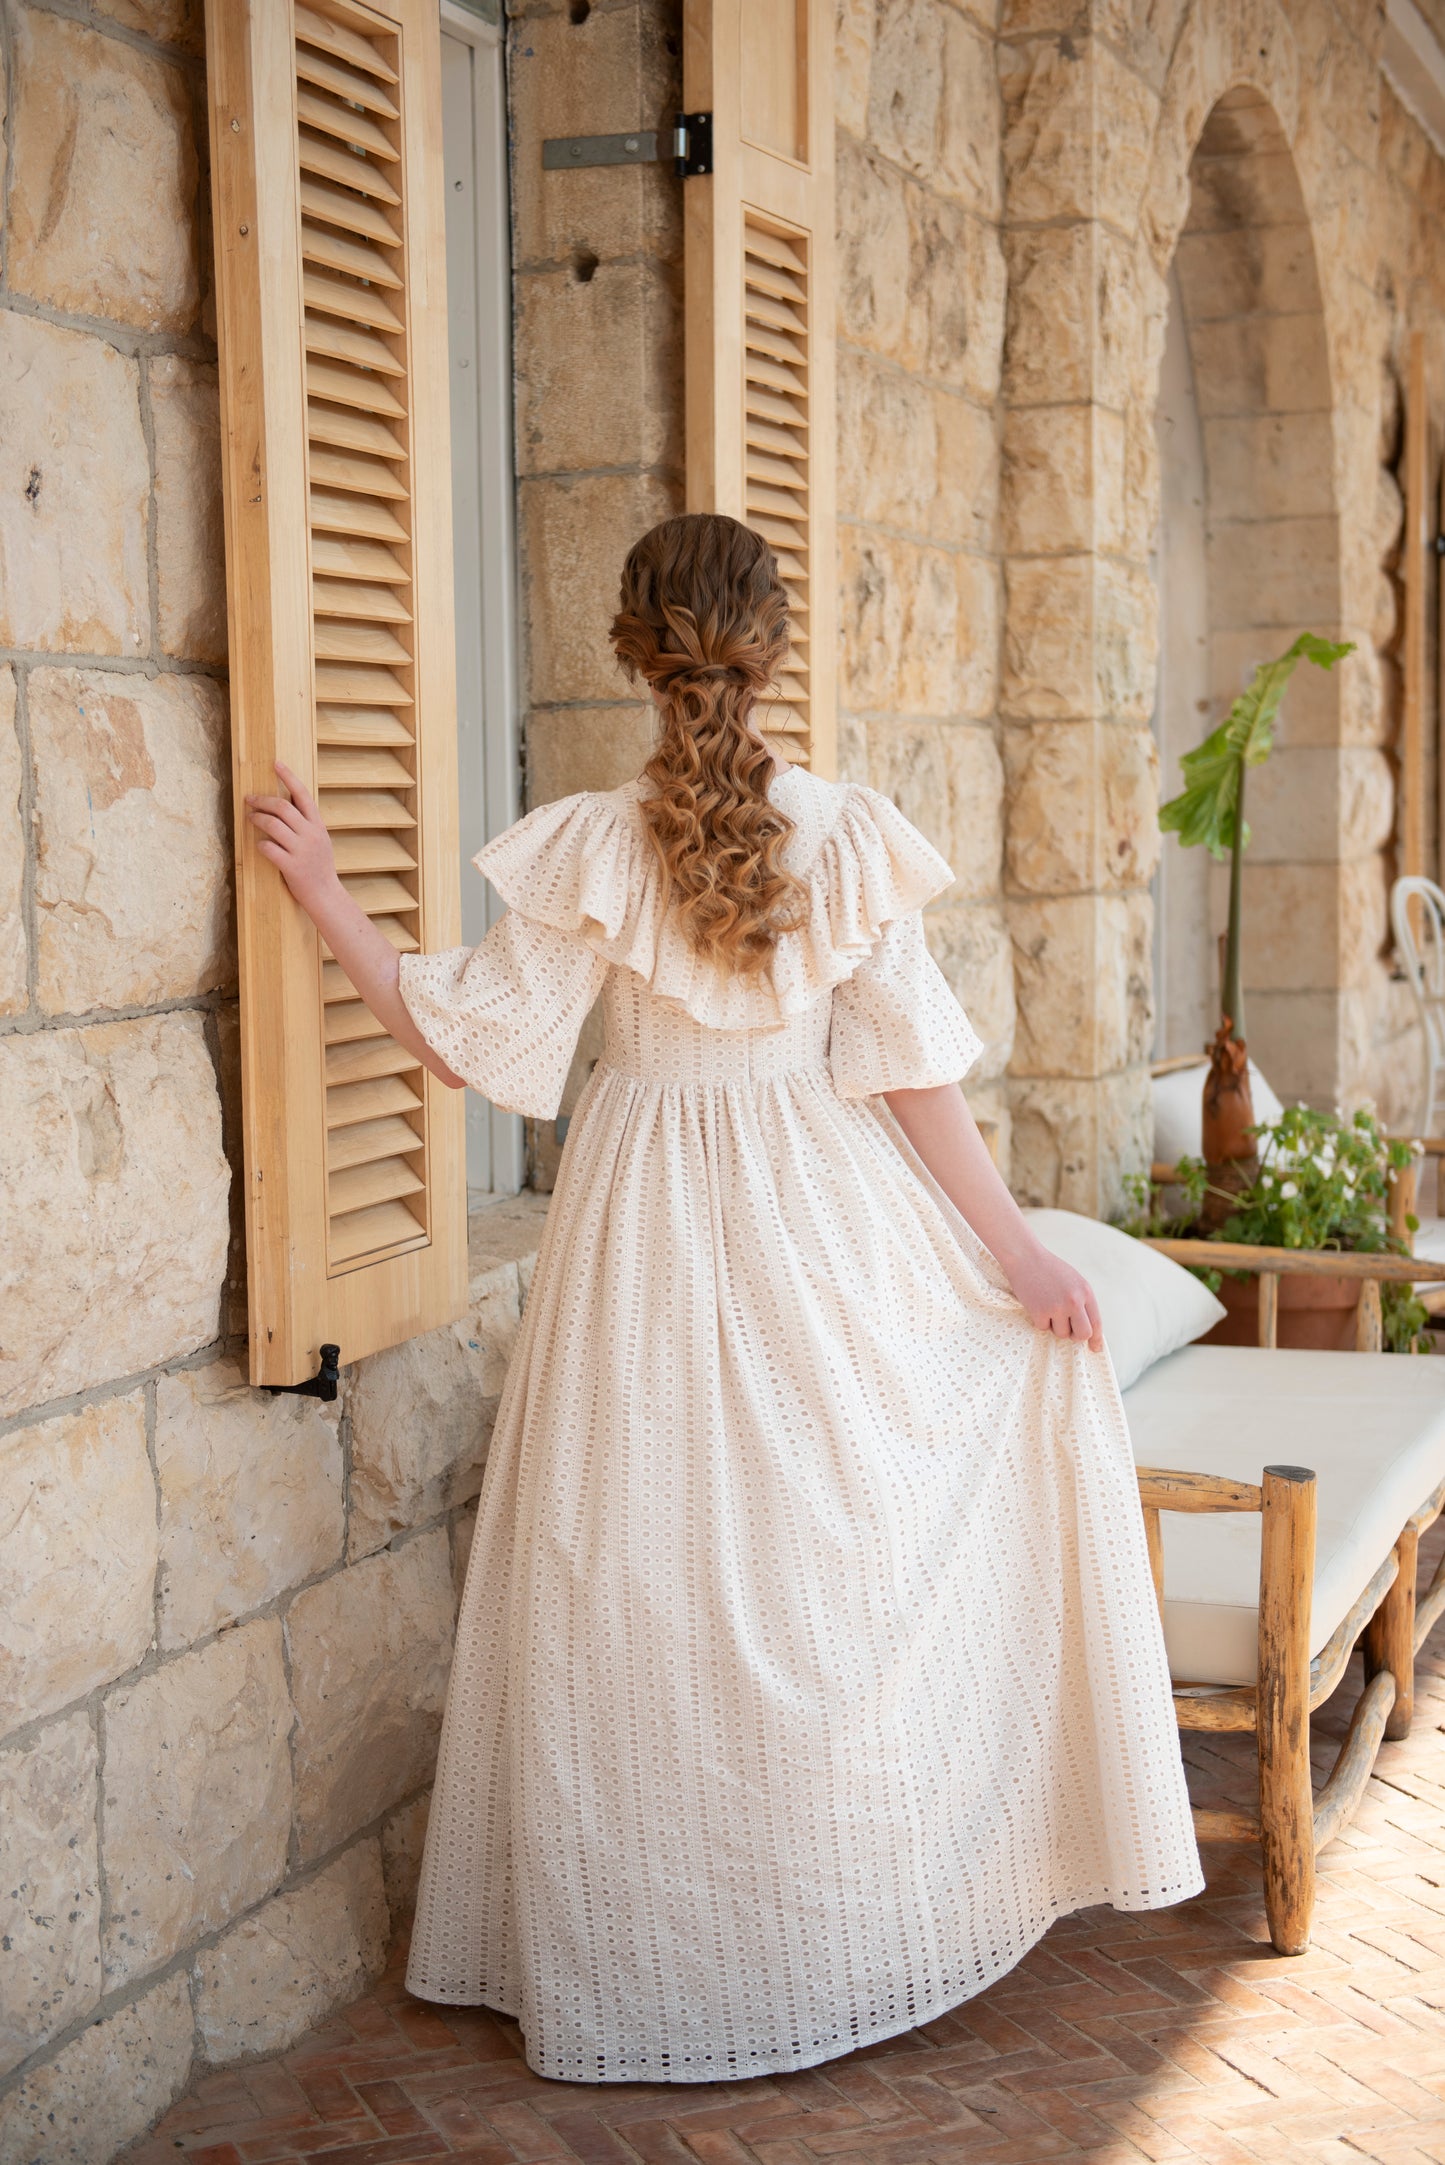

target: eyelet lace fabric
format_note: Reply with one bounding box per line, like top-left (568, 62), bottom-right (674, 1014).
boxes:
top-left (399, 767), bottom-right (1203, 2085)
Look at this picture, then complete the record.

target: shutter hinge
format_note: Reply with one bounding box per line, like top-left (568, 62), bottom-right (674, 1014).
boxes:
top-left (540, 114), bottom-right (713, 177)
top-left (266, 1342), bottom-right (341, 1401)
top-left (673, 111), bottom-right (713, 177)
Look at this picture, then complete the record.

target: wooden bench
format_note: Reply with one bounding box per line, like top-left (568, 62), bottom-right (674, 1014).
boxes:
top-left (1129, 1243), bottom-right (1445, 1955)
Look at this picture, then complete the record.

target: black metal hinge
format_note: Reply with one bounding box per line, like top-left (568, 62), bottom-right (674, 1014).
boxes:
top-left (266, 1343), bottom-right (341, 1402)
top-left (672, 111), bottom-right (713, 176)
top-left (540, 114), bottom-right (712, 177)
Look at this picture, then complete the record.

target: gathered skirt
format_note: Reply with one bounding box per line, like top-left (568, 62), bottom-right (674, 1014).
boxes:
top-left (403, 1057), bottom-right (1203, 2083)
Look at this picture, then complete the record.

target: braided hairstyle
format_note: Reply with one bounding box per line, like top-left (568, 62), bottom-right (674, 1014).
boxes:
top-left (610, 513), bottom-right (808, 978)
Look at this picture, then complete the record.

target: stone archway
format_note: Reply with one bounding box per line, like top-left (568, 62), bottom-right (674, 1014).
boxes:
top-left (999, 0), bottom-right (1385, 1210)
top-left (1153, 86), bottom-right (1351, 1102)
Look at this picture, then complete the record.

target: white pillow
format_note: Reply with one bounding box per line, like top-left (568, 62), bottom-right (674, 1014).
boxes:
top-left (1022, 1208), bottom-right (1226, 1391)
top-left (1152, 1059), bottom-right (1283, 1166)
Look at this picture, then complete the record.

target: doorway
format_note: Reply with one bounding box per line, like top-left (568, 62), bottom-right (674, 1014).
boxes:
top-left (440, 3), bottom-right (523, 1195)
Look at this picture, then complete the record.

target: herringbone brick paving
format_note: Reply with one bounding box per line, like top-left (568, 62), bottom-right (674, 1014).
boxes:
top-left (122, 1524), bottom-right (1445, 2165)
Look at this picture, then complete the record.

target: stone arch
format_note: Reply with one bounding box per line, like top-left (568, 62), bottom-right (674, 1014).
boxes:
top-left (1150, 85), bottom-right (1351, 1103)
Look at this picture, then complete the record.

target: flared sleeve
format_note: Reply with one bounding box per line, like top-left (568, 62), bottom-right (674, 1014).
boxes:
top-left (829, 910), bottom-right (984, 1099)
top-left (398, 909), bottom-right (607, 1118)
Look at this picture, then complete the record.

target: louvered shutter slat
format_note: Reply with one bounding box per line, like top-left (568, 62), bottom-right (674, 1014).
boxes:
top-left (209, 0), bottom-right (465, 1385)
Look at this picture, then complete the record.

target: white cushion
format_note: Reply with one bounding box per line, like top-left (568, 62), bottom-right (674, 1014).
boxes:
top-left (1152, 1059), bottom-right (1284, 1165)
top-left (1024, 1208), bottom-right (1225, 1392)
top-left (1122, 1344), bottom-right (1445, 1685)
top-left (1413, 1216), bottom-right (1445, 1266)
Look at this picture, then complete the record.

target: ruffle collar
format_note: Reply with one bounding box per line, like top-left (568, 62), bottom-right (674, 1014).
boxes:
top-left (472, 766), bottom-right (954, 1031)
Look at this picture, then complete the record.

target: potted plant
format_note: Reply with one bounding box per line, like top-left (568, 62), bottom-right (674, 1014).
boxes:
top-left (1122, 1105), bottom-right (1429, 1353)
top-left (1157, 632), bottom-right (1354, 1225)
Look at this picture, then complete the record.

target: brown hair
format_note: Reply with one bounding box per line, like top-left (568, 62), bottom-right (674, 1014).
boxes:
top-left (609, 513), bottom-right (807, 978)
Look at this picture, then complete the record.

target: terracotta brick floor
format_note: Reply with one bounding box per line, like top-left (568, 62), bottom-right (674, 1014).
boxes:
top-left (123, 1525), bottom-right (1445, 2165)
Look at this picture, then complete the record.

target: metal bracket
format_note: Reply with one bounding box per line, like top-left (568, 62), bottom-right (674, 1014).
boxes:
top-left (543, 130), bottom-right (659, 170)
top-left (673, 110), bottom-right (713, 177)
top-left (266, 1343), bottom-right (341, 1402)
top-left (541, 114), bottom-right (713, 177)
top-left (1434, 532), bottom-right (1445, 556)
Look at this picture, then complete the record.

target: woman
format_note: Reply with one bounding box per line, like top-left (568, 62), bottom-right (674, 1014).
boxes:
top-left (247, 514), bottom-right (1201, 2086)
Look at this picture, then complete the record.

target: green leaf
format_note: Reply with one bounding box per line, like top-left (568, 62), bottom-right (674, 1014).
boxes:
top-left (1158, 633), bottom-right (1355, 862)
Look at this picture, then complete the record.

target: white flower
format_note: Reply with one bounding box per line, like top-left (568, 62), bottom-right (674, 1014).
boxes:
top-left (1280, 1181), bottom-right (1299, 1200)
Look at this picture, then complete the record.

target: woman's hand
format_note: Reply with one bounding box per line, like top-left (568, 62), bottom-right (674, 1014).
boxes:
top-left (244, 761), bottom-right (339, 917)
top-left (1004, 1237), bottom-right (1105, 1354)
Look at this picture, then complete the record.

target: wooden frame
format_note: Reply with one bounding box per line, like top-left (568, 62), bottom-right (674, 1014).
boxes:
top-left (207, 0), bottom-right (468, 1385)
top-left (1136, 1241), bottom-right (1445, 1954)
top-left (683, 0), bottom-right (837, 776)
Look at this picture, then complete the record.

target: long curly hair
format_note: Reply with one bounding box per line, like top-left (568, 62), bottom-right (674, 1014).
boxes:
top-left (610, 513), bottom-right (808, 978)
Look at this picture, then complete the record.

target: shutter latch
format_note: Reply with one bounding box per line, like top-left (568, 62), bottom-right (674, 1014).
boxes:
top-left (266, 1342), bottom-right (341, 1402)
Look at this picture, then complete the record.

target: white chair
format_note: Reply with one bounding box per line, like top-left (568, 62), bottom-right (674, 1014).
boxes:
top-left (1390, 875), bottom-right (1445, 1136)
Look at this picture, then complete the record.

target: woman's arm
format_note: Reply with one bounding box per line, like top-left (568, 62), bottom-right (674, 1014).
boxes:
top-left (244, 762), bottom-right (466, 1090)
top-left (883, 1082), bottom-right (1104, 1351)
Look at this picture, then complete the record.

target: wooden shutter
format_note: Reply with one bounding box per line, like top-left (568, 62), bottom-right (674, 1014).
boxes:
top-left (207, 0), bottom-right (466, 1387)
top-left (683, 0), bottom-right (836, 776)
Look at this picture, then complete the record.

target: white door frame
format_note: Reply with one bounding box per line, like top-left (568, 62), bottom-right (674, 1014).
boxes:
top-left (440, 1), bottom-right (524, 1195)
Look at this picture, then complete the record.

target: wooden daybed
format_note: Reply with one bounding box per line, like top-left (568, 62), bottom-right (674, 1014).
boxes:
top-left (1127, 1242), bottom-right (1445, 1955)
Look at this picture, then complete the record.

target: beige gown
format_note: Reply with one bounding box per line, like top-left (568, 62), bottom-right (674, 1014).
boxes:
top-left (396, 762), bottom-right (1202, 2084)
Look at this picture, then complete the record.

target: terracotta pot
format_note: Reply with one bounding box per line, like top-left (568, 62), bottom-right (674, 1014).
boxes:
top-left (1201, 1268), bottom-right (1362, 1351)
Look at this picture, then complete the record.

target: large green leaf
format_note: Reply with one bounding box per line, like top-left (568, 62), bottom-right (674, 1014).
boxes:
top-left (1158, 632), bottom-right (1354, 860)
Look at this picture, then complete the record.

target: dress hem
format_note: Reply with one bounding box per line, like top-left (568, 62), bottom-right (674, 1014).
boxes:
top-left (402, 1864), bottom-right (1207, 2087)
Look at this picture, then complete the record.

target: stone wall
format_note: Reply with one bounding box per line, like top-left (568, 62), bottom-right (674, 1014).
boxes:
top-left (0, 6), bottom-right (543, 2157)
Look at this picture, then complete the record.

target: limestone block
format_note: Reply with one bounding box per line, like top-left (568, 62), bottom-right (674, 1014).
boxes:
top-left (867, 724), bottom-right (1003, 901)
top-left (101, 1620), bottom-right (291, 1988)
top-left (0, 671), bottom-right (24, 1018)
top-left (515, 262), bottom-right (680, 478)
top-left (0, 1968), bottom-right (192, 2165)
top-left (347, 1266), bottom-right (521, 1562)
top-left (1098, 234), bottom-right (1167, 415)
top-left (1005, 722), bottom-right (1160, 896)
top-left (452, 1502), bottom-right (479, 1599)
top-left (1340, 856), bottom-right (1389, 990)
top-left (1000, 34), bottom-right (1156, 228)
top-left (838, 352), bottom-right (998, 551)
top-left (0, 1713), bottom-right (100, 2079)
top-left (1339, 638), bottom-right (1387, 747)
top-left (1174, 224), bottom-right (1323, 327)
top-left (1187, 313), bottom-right (1332, 420)
top-left (868, 0), bottom-right (1000, 218)
top-left (1201, 414), bottom-right (1337, 522)
top-left (1205, 517), bottom-right (1339, 632)
top-left (905, 193), bottom-right (1005, 403)
top-left (1242, 745), bottom-right (1340, 862)
top-left (1340, 748), bottom-right (1395, 860)
top-left (839, 532), bottom-right (956, 717)
top-left (381, 1789), bottom-right (430, 1929)
top-left (1004, 556), bottom-right (1095, 720)
top-left (30, 668), bottom-right (232, 1015)
top-left (956, 552), bottom-right (1001, 722)
top-left (1008, 1068), bottom-right (1153, 1215)
top-left (924, 904), bottom-right (1016, 1081)
top-left (467, 1191), bottom-right (551, 1282)
top-left (0, 313), bottom-right (148, 657)
top-left (1008, 893), bottom-right (1151, 1077)
top-left (1243, 989), bottom-right (1339, 1110)
top-left (94, 0), bottom-right (205, 54)
top-left (0, 1395), bottom-right (155, 1739)
top-left (835, 0), bottom-right (875, 134)
top-left (1002, 407), bottom-right (1125, 556)
top-left (519, 472), bottom-right (678, 706)
top-left (7, 9), bottom-right (199, 334)
top-left (1003, 225), bottom-right (1092, 407)
top-left (526, 704), bottom-right (656, 805)
top-left (286, 1528), bottom-right (454, 1862)
top-left (836, 139), bottom-right (911, 359)
top-left (154, 1360), bottom-right (344, 1649)
top-left (1371, 569), bottom-right (1398, 652)
top-left (1121, 407), bottom-right (1161, 561)
top-left (1373, 467), bottom-right (1404, 572)
top-left (0, 1014), bottom-right (229, 1415)
top-left (1004, 558), bottom-right (1155, 724)
top-left (1222, 862), bottom-right (1340, 993)
top-left (151, 355), bottom-right (227, 664)
top-left (195, 1840), bottom-right (389, 2066)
